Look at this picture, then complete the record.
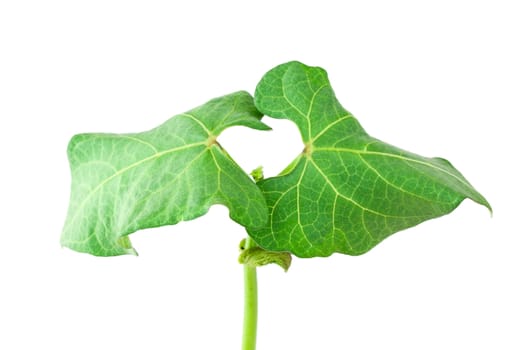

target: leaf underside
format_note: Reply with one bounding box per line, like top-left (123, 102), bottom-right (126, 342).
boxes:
top-left (62, 91), bottom-right (270, 256)
top-left (247, 61), bottom-right (491, 258)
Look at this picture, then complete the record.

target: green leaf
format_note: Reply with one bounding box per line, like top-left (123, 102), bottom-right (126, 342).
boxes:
top-left (248, 61), bottom-right (491, 258)
top-left (62, 91), bottom-right (270, 256)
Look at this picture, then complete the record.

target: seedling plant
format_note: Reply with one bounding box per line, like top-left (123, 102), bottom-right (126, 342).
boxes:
top-left (62, 61), bottom-right (490, 349)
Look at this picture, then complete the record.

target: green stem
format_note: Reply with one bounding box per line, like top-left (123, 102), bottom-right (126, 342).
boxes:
top-left (242, 236), bottom-right (258, 350)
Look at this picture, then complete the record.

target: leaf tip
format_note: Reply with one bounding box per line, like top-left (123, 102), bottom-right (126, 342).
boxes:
top-left (260, 123), bottom-right (273, 131)
top-left (469, 191), bottom-right (493, 217)
top-left (484, 200), bottom-right (493, 217)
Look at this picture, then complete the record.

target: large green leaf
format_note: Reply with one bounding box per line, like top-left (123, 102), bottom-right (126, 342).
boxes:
top-left (62, 91), bottom-right (270, 256)
top-left (248, 61), bottom-right (491, 258)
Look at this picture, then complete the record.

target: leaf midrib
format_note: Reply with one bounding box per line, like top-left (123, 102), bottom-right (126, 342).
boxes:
top-left (314, 147), bottom-right (469, 188)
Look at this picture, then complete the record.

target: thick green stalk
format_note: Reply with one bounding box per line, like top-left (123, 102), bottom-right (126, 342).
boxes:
top-left (242, 236), bottom-right (258, 350)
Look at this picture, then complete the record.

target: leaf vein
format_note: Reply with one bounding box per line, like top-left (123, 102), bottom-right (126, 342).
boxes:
top-left (310, 114), bottom-right (352, 143)
top-left (305, 84), bottom-right (329, 140)
top-left (179, 113), bottom-right (212, 135)
top-left (119, 135), bottom-right (159, 153)
top-left (316, 147), bottom-right (470, 189)
top-left (65, 142), bottom-right (206, 229)
top-left (309, 159), bottom-right (421, 219)
top-left (296, 160), bottom-right (313, 248)
top-left (357, 154), bottom-right (447, 204)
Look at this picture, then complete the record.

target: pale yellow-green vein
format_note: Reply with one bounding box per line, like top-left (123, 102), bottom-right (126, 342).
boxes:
top-left (308, 158), bottom-right (426, 219)
top-left (315, 147), bottom-right (470, 189)
top-left (65, 141), bottom-right (206, 230)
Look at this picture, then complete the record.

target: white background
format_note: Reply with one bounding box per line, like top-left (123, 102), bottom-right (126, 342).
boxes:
top-left (1, 1), bottom-right (523, 349)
